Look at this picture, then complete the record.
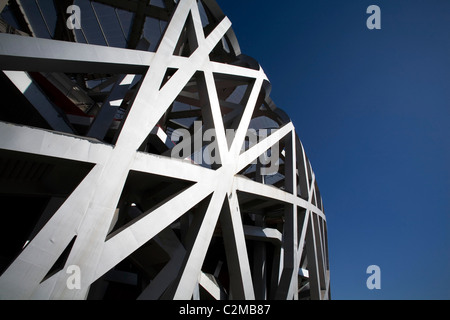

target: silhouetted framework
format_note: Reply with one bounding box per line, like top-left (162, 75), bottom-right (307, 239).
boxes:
top-left (0, 0), bottom-right (329, 300)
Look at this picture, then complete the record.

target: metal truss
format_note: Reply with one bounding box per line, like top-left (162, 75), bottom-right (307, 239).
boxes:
top-left (0, 0), bottom-right (329, 300)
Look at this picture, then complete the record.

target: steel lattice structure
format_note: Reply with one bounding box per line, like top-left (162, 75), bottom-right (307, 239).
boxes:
top-left (0, 0), bottom-right (329, 300)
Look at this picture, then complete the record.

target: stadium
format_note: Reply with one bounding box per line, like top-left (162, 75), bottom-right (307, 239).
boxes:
top-left (0, 0), bottom-right (329, 300)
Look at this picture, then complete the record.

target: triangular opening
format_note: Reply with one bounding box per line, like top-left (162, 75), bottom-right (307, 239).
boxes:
top-left (209, 36), bottom-right (235, 64)
top-left (172, 12), bottom-right (200, 57)
top-left (159, 68), bottom-right (179, 90)
top-left (212, 73), bottom-right (256, 148)
top-left (236, 101), bottom-right (301, 188)
top-left (237, 127), bottom-right (291, 188)
top-left (142, 72), bottom-right (225, 169)
top-left (41, 235), bottom-right (77, 283)
top-left (107, 170), bottom-right (196, 239)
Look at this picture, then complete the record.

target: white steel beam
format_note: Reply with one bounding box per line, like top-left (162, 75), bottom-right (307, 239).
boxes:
top-left (220, 189), bottom-right (255, 300)
top-left (0, 33), bottom-right (153, 74)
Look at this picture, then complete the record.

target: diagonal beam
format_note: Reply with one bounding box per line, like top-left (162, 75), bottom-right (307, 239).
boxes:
top-left (14, 0), bottom-right (35, 36)
top-left (312, 214), bottom-right (327, 293)
top-left (275, 131), bottom-right (298, 300)
top-left (305, 213), bottom-right (321, 300)
top-left (189, 0), bottom-right (206, 47)
top-left (210, 62), bottom-right (267, 81)
top-left (92, 2), bottom-right (234, 292)
top-left (220, 189), bottom-right (255, 299)
top-left (229, 77), bottom-right (264, 158)
top-left (158, 17), bottom-right (232, 100)
top-left (0, 2), bottom-right (229, 292)
top-left (297, 172), bottom-right (319, 259)
top-left (236, 122), bottom-right (294, 173)
top-left (95, 180), bottom-right (214, 279)
top-left (296, 210), bottom-right (310, 268)
top-left (3, 71), bottom-right (74, 134)
top-left (0, 164), bottom-right (104, 299)
top-left (137, 229), bottom-right (187, 300)
top-left (198, 272), bottom-right (227, 300)
top-left (171, 187), bottom-right (227, 299)
top-left (87, 74), bottom-right (137, 140)
top-left (235, 175), bottom-right (297, 206)
top-left (201, 70), bottom-right (229, 163)
top-left (115, 0), bottom-right (232, 150)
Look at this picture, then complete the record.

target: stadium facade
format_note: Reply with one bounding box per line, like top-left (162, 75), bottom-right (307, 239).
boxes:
top-left (0, 0), bottom-right (330, 300)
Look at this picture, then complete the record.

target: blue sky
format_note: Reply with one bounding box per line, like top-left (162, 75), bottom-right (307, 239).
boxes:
top-left (218, 0), bottom-right (450, 299)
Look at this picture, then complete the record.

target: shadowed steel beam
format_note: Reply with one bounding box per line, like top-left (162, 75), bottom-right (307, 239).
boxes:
top-left (243, 225), bottom-right (282, 245)
top-left (171, 188), bottom-right (228, 299)
top-left (137, 230), bottom-right (186, 300)
top-left (14, 0), bottom-right (35, 36)
top-left (87, 74), bottom-right (137, 140)
top-left (198, 272), bottom-right (226, 300)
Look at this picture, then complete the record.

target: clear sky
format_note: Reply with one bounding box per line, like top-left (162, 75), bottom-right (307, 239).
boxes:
top-left (218, 0), bottom-right (450, 300)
